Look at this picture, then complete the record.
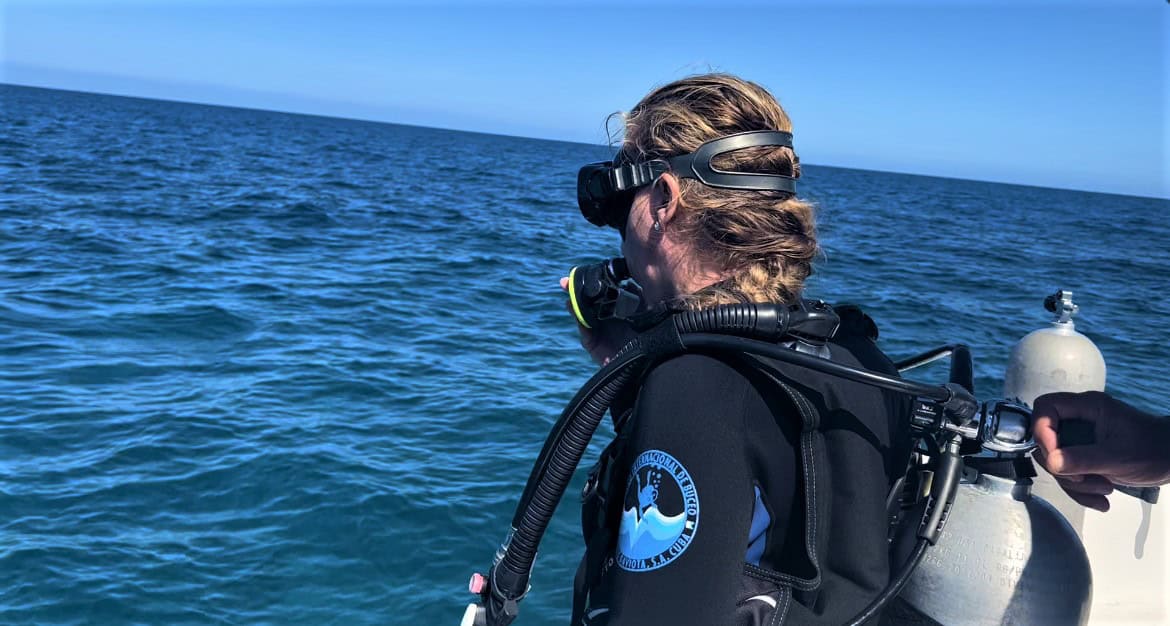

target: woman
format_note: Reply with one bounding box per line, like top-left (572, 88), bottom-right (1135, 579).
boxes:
top-left (561, 74), bottom-right (911, 625)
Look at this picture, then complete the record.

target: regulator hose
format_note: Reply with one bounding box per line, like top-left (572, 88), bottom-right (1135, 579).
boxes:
top-left (488, 346), bottom-right (644, 624)
top-left (846, 539), bottom-right (931, 626)
top-left (509, 339), bottom-right (644, 529)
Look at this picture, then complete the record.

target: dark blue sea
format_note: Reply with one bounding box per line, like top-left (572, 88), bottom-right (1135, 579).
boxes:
top-left (2, 84), bottom-right (1167, 625)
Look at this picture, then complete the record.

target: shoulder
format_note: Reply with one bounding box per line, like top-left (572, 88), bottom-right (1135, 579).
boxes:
top-left (633, 353), bottom-right (758, 431)
top-left (641, 352), bottom-right (754, 397)
top-left (624, 354), bottom-right (759, 485)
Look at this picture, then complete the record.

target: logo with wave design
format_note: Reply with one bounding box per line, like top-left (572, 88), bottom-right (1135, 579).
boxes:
top-left (616, 449), bottom-right (699, 572)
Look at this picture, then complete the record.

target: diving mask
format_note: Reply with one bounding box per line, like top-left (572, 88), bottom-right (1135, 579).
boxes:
top-left (576, 130), bottom-right (799, 235)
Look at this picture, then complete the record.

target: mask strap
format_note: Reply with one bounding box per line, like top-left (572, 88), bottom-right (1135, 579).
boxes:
top-left (666, 130), bottom-right (798, 194)
top-left (610, 161), bottom-right (670, 192)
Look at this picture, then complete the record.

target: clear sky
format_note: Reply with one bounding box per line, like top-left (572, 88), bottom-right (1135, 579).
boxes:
top-left (2, 0), bottom-right (1167, 198)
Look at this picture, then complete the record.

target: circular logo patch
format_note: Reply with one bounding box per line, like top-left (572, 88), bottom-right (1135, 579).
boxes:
top-left (616, 449), bottom-right (699, 572)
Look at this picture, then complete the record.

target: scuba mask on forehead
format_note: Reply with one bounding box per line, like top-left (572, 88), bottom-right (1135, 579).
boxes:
top-left (576, 130), bottom-right (800, 236)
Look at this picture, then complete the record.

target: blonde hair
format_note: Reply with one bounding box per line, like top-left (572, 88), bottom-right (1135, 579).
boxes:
top-left (618, 73), bottom-right (817, 307)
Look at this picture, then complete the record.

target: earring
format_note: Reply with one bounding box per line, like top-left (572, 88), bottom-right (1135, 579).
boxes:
top-left (652, 220), bottom-right (662, 233)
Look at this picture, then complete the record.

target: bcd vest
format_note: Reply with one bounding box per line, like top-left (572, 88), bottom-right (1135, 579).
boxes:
top-left (572, 305), bottom-right (914, 625)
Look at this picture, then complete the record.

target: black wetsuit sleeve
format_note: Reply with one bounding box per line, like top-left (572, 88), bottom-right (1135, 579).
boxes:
top-left (600, 354), bottom-right (756, 624)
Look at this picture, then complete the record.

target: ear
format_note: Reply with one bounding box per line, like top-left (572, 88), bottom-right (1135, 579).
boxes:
top-left (651, 172), bottom-right (681, 227)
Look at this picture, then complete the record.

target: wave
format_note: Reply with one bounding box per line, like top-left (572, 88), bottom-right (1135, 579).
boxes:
top-left (618, 505), bottom-right (687, 560)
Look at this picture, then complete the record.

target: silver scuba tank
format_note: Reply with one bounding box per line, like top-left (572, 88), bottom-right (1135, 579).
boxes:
top-left (1003, 290), bottom-right (1108, 531)
top-left (1002, 291), bottom-right (1167, 625)
top-left (898, 291), bottom-right (1096, 625)
top-left (1004, 289), bottom-right (1107, 409)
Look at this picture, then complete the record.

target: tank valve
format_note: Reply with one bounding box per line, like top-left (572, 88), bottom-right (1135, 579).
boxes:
top-left (1043, 289), bottom-right (1079, 324)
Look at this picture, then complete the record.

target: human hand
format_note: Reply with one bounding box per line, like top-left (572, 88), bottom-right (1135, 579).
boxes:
top-left (1033, 391), bottom-right (1170, 512)
top-left (559, 276), bottom-right (638, 366)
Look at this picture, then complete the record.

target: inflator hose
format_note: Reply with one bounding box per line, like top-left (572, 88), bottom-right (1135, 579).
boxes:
top-left (683, 334), bottom-right (952, 402)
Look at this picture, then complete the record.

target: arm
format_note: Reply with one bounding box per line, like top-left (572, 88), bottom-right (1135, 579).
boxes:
top-left (601, 354), bottom-right (760, 624)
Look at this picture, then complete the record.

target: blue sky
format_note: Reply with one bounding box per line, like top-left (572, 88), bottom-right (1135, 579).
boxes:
top-left (2, 0), bottom-right (1166, 198)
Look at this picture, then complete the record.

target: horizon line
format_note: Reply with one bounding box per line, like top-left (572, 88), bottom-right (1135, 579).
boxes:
top-left (4, 81), bottom-right (1166, 202)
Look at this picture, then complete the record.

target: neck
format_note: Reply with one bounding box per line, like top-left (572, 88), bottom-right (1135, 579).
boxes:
top-left (655, 247), bottom-right (727, 303)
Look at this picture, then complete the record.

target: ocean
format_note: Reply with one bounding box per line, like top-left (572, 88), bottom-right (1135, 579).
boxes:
top-left (1, 84), bottom-right (1167, 625)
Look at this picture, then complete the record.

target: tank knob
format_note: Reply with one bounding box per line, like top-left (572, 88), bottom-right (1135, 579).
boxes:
top-left (1043, 289), bottom-right (1079, 324)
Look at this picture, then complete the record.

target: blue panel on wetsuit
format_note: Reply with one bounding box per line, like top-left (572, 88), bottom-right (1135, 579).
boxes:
top-left (745, 485), bottom-right (771, 566)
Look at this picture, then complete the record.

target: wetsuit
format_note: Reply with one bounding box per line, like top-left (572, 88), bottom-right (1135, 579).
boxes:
top-left (574, 307), bottom-right (912, 625)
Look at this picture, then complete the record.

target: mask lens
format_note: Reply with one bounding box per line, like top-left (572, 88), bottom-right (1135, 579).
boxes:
top-left (576, 160), bottom-right (635, 236)
top-left (577, 162), bottom-right (612, 227)
top-left (608, 190), bottom-right (633, 237)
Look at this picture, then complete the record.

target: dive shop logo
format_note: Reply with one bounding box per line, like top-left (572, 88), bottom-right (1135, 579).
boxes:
top-left (616, 450), bottom-right (699, 572)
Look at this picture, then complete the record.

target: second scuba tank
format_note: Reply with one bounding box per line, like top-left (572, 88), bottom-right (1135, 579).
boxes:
top-left (1003, 290), bottom-right (1106, 533)
top-left (1003, 290), bottom-right (1107, 408)
top-left (1004, 289), bottom-right (1106, 533)
top-left (1002, 291), bottom-right (1168, 625)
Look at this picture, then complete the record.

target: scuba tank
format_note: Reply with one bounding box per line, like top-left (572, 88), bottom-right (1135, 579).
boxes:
top-left (1004, 291), bottom-right (1167, 625)
top-left (897, 290), bottom-right (1169, 625)
top-left (1005, 290), bottom-right (1106, 533)
top-left (1004, 289), bottom-right (1107, 409)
